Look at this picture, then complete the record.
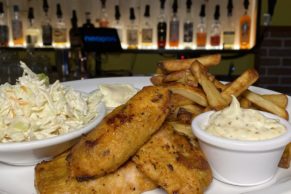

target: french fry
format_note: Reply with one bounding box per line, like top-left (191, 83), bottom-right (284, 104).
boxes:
top-left (176, 71), bottom-right (199, 87)
top-left (180, 104), bottom-right (204, 116)
top-left (169, 93), bottom-right (194, 108)
top-left (191, 61), bottom-right (228, 110)
top-left (164, 70), bottom-right (187, 82)
top-left (166, 83), bottom-right (208, 107)
top-left (213, 79), bottom-right (227, 91)
top-left (197, 54), bottom-right (221, 67)
top-left (239, 97), bottom-right (252, 109)
top-left (221, 68), bottom-right (259, 103)
top-left (243, 90), bottom-right (289, 120)
top-left (150, 74), bottom-right (164, 85)
top-left (261, 94), bottom-right (288, 109)
top-left (158, 54), bottom-right (221, 73)
top-left (168, 121), bottom-right (197, 142)
top-left (279, 143), bottom-right (291, 169)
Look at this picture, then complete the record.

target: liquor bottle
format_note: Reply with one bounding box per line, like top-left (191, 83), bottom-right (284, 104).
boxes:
top-left (196, 4), bottom-right (207, 48)
top-left (11, 5), bottom-right (24, 46)
top-left (183, 0), bottom-right (193, 48)
top-left (126, 7), bottom-right (138, 49)
top-left (113, 5), bottom-right (123, 44)
top-left (210, 5), bottom-right (221, 48)
top-left (157, 0), bottom-right (167, 49)
top-left (26, 7), bottom-right (41, 47)
top-left (41, 0), bottom-right (52, 46)
top-left (223, 0), bottom-right (235, 49)
top-left (99, 0), bottom-right (109, 27)
top-left (169, 0), bottom-right (179, 48)
top-left (53, 3), bottom-right (67, 47)
top-left (0, 2), bottom-right (8, 47)
top-left (240, 0), bottom-right (251, 49)
top-left (69, 10), bottom-right (81, 48)
top-left (141, 5), bottom-right (153, 48)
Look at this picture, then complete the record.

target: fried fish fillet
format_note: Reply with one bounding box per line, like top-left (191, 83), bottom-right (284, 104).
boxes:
top-left (68, 86), bottom-right (170, 179)
top-left (35, 152), bottom-right (157, 194)
top-left (133, 123), bottom-right (212, 194)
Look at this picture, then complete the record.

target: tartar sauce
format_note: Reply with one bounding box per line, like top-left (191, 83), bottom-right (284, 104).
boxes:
top-left (204, 96), bottom-right (287, 141)
top-left (98, 84), bottom-right (137, 112)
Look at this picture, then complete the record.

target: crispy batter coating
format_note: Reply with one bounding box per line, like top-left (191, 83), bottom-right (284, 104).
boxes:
top-left (35, 152), bottom-right (157, 194)
top-left (133, 123), bottom-right (212, 194)
top-left (67, 86), bottom-right (170, 179)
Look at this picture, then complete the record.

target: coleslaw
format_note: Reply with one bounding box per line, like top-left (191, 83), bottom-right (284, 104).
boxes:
top-left (0, 62), bottom-right (102, 143)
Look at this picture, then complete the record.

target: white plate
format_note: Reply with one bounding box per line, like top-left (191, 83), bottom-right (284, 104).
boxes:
top-left (0, 77), bottom-right (290, 194)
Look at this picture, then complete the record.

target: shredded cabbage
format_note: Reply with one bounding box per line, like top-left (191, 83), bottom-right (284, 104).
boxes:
top-left (0, 61), bottom-right (102, 143)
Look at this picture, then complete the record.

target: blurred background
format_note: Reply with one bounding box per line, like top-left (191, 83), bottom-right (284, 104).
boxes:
top-left (0, 0), bottom-right (290, 94)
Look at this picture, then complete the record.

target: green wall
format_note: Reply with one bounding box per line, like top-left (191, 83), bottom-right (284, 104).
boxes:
top-left (261, 0), bottom-right (291, 26)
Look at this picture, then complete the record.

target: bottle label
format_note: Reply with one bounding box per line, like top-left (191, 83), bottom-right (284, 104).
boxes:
top-left (53, 28), bottom-right (67, 43)
top-left (241, 21), bottom-right (250, 43)
top-left (158, 22), bottom-right (167, 40)
top-left (42, 24), bottom-right (52, 45)
top-left (26, 34), bottom-right (38, 46)
top-left (210, 34), bottom-right (221, 46)
top-left (196, 32), bottom-right (206, 47)
top-left (127, 29), bottom-right (138, 45)
top-left (0, 26), bottom-right (9, 46)
top-left (223, 31), bottom-right (235, 49)
top-left (183, 23), bottom-right (193, 43)
top-left (12, 21), bottom-right (23, 40)
top-left (70, 30), bottom-right (81, 47)
top-left (142, 28), bottom-right (153, 43)
top-left (170, 21), bottom-right (179, 43)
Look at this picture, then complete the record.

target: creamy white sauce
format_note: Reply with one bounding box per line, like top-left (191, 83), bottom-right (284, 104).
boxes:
top-left (204, 96), bottom-right (287, 141)
top-left (98, 84), bottom-right (137, 112)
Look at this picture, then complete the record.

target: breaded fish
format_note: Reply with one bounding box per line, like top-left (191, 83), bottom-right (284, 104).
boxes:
top-left (133, 123), bottom-right (212, 194)
top-left (67, 86), bottom-right (170, 179)
top-left (35, 152), bottom-right (157, 194)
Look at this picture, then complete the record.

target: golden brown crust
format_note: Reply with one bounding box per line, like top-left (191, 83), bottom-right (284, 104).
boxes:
top-left (158, 54), bottom-right (221, 73)
top-left (67, 86), bottom-right (170, 179)
top-left (133, 123), bottom-right (212, 194)
top-left (165, 83), bottom-right (208, 107)
top-left (35, 152), bottom-right (157, 194)
top-left (221, 68), bottom-right (259, 103)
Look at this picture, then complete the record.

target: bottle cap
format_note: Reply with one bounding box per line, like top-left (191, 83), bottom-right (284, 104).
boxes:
top-left (243, 0), bottom-right (249, 10)
top-left (28, 7), bottom-right (34, 20)
top-left (71, 10), bottom-right (77, 24)
top-left (129, 7), bottom-right (135, 20)
top-left (0, 2), bottom-right (4, 14)
top-left (214, 5), bottom-right (220, 20)
top-left (56, 3), bottom-right (62, 18)
top-left (160, 0), bottom-right (166, 9)
top-left (227, 0), bottom-right (233, 16)
top-left (115, 5), bottom-right (121, 20)
top-left (200, 4), bottom-right (206, 17)
top-left (100, 0), bottom-right (106, 8)
top-left (186, 0), bottom-right (192, 10)
top-left (13, 5), bottom-right (19, 12)
top-left (172, 0), bottom-right (178, 13)
top-left (144, 5), bottom-right (150, 17)
top-left (43, 0), bottom-right (49, 13)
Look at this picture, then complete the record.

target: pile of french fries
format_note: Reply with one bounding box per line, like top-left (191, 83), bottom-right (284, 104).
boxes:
top-left (151, 54), bottom-right (291, 168)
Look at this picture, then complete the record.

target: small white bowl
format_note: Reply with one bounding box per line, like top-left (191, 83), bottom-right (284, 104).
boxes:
top-left (192, 111), bottom-right (291, 186)
top-left (0, 103), bottom-right (106, 166)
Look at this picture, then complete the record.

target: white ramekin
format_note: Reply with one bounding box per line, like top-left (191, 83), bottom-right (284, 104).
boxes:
top-left (192, 111), bottom-right (291, 186)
